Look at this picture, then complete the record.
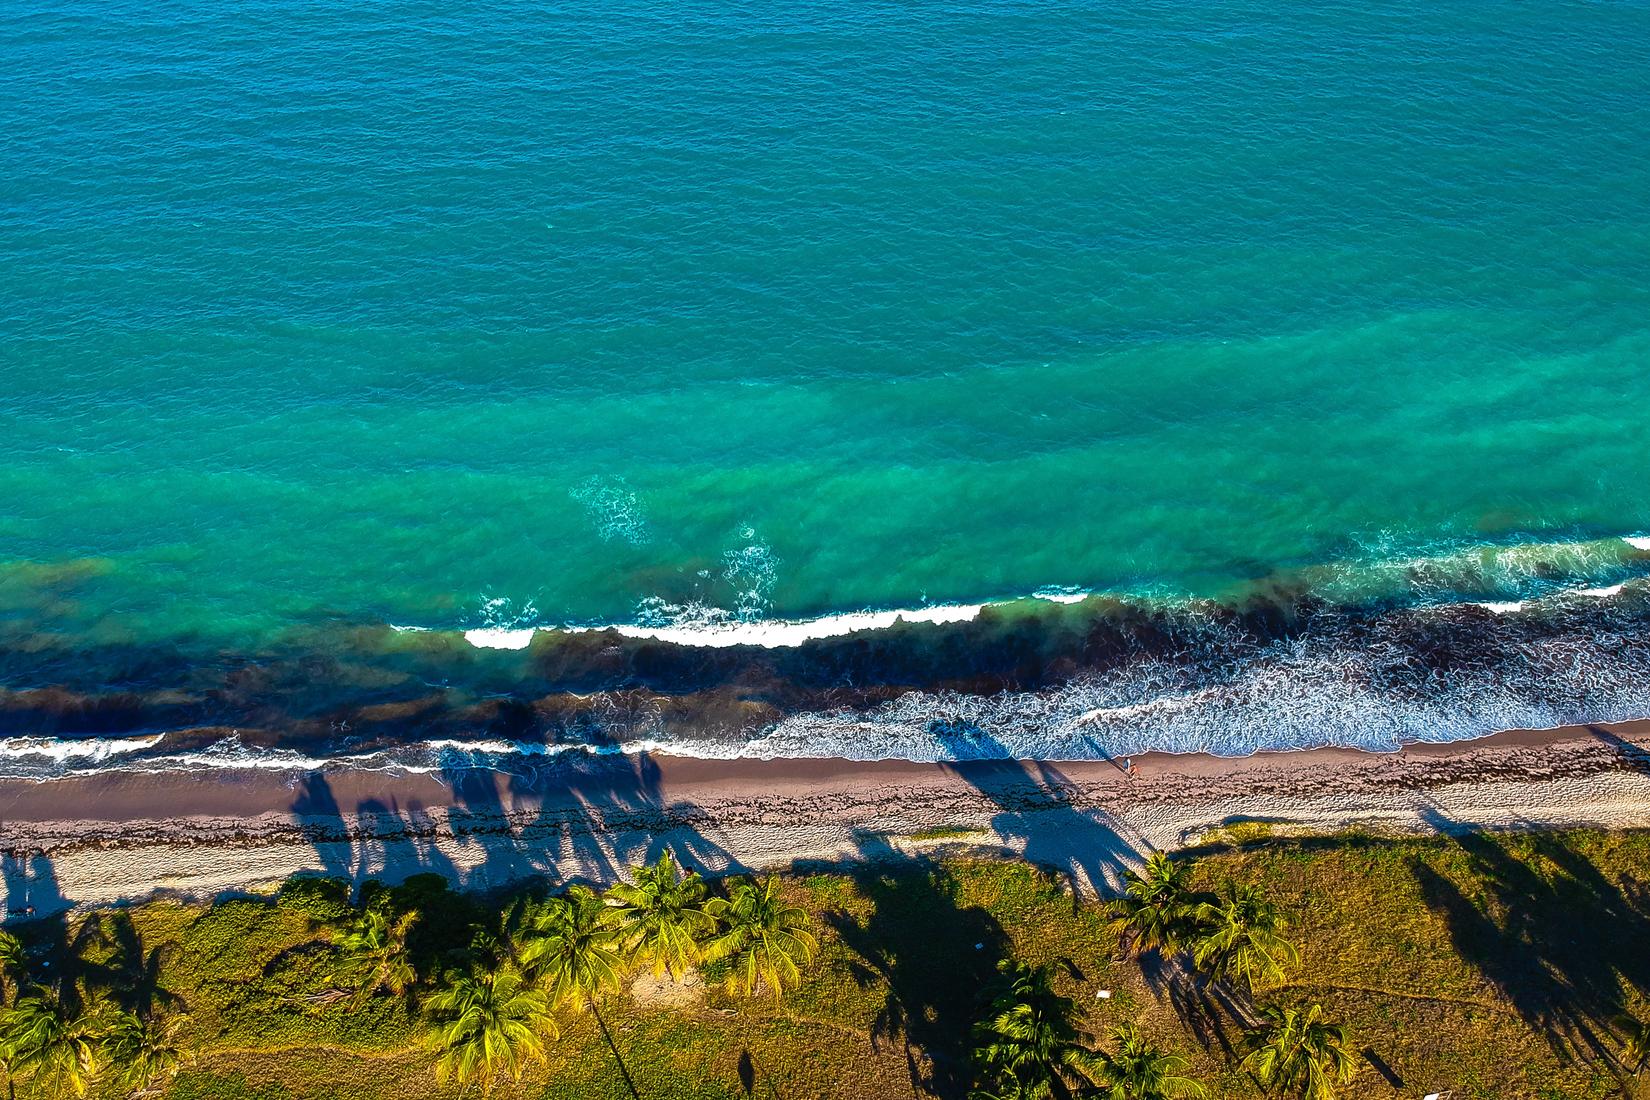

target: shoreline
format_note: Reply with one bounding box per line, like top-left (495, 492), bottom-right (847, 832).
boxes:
top-left (3, 720), bottom-right (1650, 921)
top-left (7, 576), bottom-right (1650, 774)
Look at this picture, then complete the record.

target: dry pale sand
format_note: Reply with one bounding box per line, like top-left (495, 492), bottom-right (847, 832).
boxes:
top-left (2, 721), bottom-right (1649, 920)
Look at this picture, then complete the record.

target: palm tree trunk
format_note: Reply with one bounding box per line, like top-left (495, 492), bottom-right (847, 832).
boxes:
top-left (589, 997), bottom-right (642, 1100)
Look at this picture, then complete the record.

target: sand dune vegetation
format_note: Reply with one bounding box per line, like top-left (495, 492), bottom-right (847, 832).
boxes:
top-left (1, 828), bottom-right (1649, 1098)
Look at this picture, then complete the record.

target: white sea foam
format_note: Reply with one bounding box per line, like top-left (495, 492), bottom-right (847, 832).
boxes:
top-left (421, 736), bottom-right (687, 763)
top-left (0, 734), bottom-right (163, 763)
top-left (432, 531), bottom-right (1650, 651)
top-left (1320, 532), bottom-right (1648, 609)
top-left (113, 738), bottom-right (434, 779)
top-left (462, 596), bottom-right (540, 649)
top-left (458, 599), bottom-right (992, 651)
top-left (720, 619), bottom-right (1650, 764)
top-left (0, 734), bottom-right (400, 781)
top-left (571, 476), bottom-right (650, 545)
top-left (463, 627), bottom-right (537, 649)
top-left (1033, 588), bottom-right (1091, 604)
top-left (722, 530), bottom-right (779, 621)
top-left (567, 602), bottom-right (986, 648)
top-left (0, 733), bottom-right (707, 782)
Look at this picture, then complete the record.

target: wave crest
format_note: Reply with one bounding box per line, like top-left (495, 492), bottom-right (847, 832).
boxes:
top-left (3, 581), bottom-right (1649, 780)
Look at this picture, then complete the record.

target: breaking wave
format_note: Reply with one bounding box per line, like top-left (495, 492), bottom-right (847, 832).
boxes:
top-left (424, 532), bottom-right (1650, 650)
top-left (3, 570), bottom-right (1648, 781)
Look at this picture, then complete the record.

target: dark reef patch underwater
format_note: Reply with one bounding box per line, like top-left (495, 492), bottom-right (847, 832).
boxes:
top-left (4, 539), bottom-right (1650, 779)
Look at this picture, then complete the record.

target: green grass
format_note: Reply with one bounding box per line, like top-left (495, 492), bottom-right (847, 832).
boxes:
top-left (9, 829), bottom-right (1650, 1099)
top-left (906, 825), bottom-right (988, 842)
top-left (1195, 818), bottom-right (1281, 847)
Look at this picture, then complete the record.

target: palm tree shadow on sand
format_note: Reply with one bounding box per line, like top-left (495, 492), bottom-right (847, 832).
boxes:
top-left (287, 729), bottom-right (744, 900)
top-left (1, 851), bottom-right (68, 924)
top-left (927, 718), bottom-right (1148, 898)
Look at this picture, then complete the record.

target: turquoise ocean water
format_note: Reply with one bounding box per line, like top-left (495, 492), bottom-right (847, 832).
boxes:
top-left (4, 0), bottom-right (1650, 773)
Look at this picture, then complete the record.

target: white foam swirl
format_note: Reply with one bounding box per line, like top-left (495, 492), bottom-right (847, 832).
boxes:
top-left (0, 734), bottom-right (163, 763)
top-left (570, 602), bottom-right (985, 648)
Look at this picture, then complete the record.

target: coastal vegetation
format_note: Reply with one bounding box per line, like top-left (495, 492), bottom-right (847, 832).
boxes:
top-left (0, 827), bottom-right (1648, 1098)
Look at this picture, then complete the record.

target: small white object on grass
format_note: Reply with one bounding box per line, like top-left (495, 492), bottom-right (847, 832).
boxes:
top-left (1096, 990), bottom-right (1111, 1000)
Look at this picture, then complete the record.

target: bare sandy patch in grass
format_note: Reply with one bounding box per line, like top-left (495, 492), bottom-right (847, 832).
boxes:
top-left (629, 967), bottom-right (704, 1009)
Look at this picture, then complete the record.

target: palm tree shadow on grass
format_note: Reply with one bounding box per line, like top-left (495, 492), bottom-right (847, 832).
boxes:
top-left (1411, 806), bottom-right (1650, 1068)
top-left (75, 910), bottom-right (183, 1018)
top-left (821, 848), bottom-right (1010, 1099)
top-left (1, 854), bottom-right (103, 1021)
top-left (1140, 950), bottom-right (1240, 1060)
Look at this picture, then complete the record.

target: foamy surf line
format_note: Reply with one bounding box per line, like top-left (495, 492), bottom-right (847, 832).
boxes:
top-left (436, 532), bottom-right (1650, 650)
top-left (7, 538), bottom-right (1650, 782)
top-left (7, 694), bottom-right (1650, 784)
top-left (445, 602), bottom-right (998, 650)
top-left (457, 581), bottom-right (1618, 648)
top-left (572, 602), bottom-right (990, 648)
top-left (458, 575), bottom-right (1636, 651)
top-left (11, 590), bottom-right (1650, 780)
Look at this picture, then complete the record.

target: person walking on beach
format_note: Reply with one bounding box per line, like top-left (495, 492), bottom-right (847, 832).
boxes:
top-left (1123, 757), bottom-right (1137, 778)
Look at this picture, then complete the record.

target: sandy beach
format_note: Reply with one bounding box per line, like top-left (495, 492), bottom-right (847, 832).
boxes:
top-left (2, 721), bottom-right (1648, 921)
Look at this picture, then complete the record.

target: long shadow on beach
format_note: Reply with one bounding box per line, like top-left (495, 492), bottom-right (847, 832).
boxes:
top-left (928, 719), bottom-right (1146, 897)
top-left (287, 733), bottom-right (741, 899)
top-left (1, 849), bottom-right (69, 923)
top-left (1585, 723), bottom-right (1650, 775)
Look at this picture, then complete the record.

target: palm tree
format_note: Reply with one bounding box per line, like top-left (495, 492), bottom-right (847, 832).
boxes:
top-left (99, 1009), bottom-right (185, 1095)
top-left (1242, 1003), bottom-right (1356, 1100)
top-left (336, 901), bottom-right (419, 1004)
top-left (607, 851), bottom-right (716, 978)
top-left (1615, 1013), bottom-right (1650, 1075)
top-left (518, 887), bottom-right (626, 1008)
top-left (518, 886), bottom-right (638, 1099)
top-left (1092, 1024), bottom-right (1206, 1100)
top-left (1108, 853), bottom-right (1197, 956)
top-left (970, 960), bottom-right (1097, 1100)
top-left (1191, 885), bottom-right (1299, 997)
top-left (0, 992), bottom-right (100, 1099)
top-left (703, 876), bottom-right (817, 998)
top-left (0, 933), bottom-right (25, 1008)
top-left (1, 932), bottom-right (38, 1100)
top-left (424, 967), bottom-right (555, 1092)
top-left (465, 892), bottom-right (538, 975)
